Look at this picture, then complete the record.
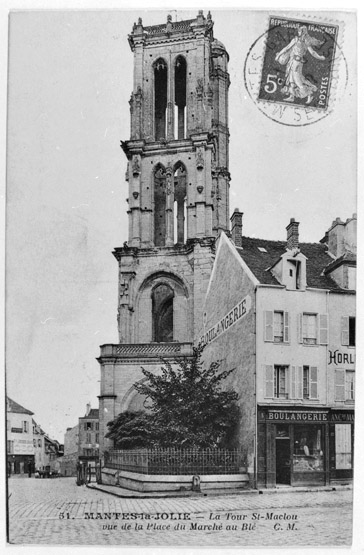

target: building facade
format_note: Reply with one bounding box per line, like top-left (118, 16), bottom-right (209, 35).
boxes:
top-left (7, 398), bottom-right (63, 476)
top-left (98, 11), bottom-right (231, 454)
top-left (6, 398), bottom-right (35, 475)
top-left (62, 424), bottom-right (79, 476)
top-left (32, 419), bottom-right (46, 471)
top-left (61, 404), bottom-right (99, 475)
top-left (201, 214), bottom-right (356, 488)
top-left (78, 405), bottom-right (100, 469)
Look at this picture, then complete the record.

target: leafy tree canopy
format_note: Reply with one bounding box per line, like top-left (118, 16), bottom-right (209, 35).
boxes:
top-left (105, 411), bottom-right (154, 449)
top-left (107, 346), bottom-right (240, 449)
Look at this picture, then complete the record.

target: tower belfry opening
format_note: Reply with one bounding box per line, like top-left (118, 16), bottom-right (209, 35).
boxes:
top-left (153, 164), bottom-right (167, 246)
top-left (174, 56), bottom-right (187, 139)
top-left (174, 163), bottom-right (187, 243)
top-left (154, 59), bottom-right (168, 140)
top-left (152, 283), bottom-right (174, 342)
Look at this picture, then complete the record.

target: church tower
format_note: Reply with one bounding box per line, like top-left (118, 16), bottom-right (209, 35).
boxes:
top-left (98, 11), bottom-right (230, 454)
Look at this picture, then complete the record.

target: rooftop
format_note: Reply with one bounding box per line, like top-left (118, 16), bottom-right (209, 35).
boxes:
top-left (7, 397), bottom-right (34, 416)
top-left (80, 408), bottom-right (99, 420)
top-left (236, 236), bottom-right (354, 292)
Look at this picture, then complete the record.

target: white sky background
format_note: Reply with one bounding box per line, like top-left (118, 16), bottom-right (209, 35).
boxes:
top-left (5, 9), bottom-right (356, 443)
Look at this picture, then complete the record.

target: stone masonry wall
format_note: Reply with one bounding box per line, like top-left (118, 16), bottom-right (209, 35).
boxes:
top-left (200, 234), bottom-right (256, 472)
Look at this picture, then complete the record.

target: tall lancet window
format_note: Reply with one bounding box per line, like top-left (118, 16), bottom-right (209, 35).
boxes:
top-left (154, 164), bottom-right (167, 246)
top-left (152, 284), bottom-right (174, 342)
top-left (174, 163), bottom-right (187, 243)
top-left (154, 58), bottom-right (168, 140)
top-left (174, 56), bottom-right (187, 139)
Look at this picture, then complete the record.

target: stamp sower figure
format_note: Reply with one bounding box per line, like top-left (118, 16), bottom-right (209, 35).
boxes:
top-left (275, 26), bottom-right (325, 104)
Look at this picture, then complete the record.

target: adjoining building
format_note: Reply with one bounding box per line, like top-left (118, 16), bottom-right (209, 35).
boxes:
top-left (201, 213), bottom-right (356, 488)
top-left (62, 424), bottom-right (79, 477)
top-left (6, 397), bottom-right (35, 475)
top-left (78, 405), bottom-right (100, 470)
top-left (97, 11), bottom-right (231, 455)
top-left (32, 419), bottom-right (46, 471)
top-left (61, 404), bottom-right (99, 476)
top-left (7, 397), bottom-right (63, 477)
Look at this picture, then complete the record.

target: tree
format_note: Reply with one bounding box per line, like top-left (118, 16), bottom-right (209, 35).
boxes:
top-left (132, 345), bottom-right (239, 448)
top-left (105, 411), bottom-right (155, 449)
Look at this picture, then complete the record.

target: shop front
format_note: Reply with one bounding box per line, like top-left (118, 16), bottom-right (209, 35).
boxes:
top-left (329, 410), bottom-right (354, 484)
top-left (7, 454), bottom-right (35, 476)
top-left (257, 407), bottom-right (330, 488)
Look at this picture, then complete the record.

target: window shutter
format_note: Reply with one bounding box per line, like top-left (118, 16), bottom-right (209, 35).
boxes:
top-left (284, 312), bottom-right (290, 343)
top-left (341, 317), bottom-right (349, 346)
top-left (290, 366), bottom-right (296, 399)
top-left (265, 365), bottom-right (274, 398)
top-left (285, 367), bottom-right (290, 399)
top-left (298, 313), bottom-right (303, 343)
top-left (296, 366), bottom-right (303, 399)
top-left (335, 369), bottom-right (345, 401)
top-left (264, 311), bottom-right (274, 342)
top-left (319, 314), bottom-right (329, 345)
top-left (310, 366), bottom-right (318, 399)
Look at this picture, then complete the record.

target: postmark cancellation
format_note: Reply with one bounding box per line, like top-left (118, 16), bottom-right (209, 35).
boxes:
top-left (244, 15), bottom-right (348, 126)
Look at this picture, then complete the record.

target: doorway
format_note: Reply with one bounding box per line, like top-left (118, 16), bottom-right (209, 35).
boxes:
top-left (276, 425), bottom-right (291, 485)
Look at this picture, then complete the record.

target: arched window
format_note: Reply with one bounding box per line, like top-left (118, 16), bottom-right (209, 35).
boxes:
top-left (152, 283), bottom-right (174, 342)
top-left (153, 164), bottom-right (167, 246)
top-left (154, 58), bottom-right (168, 140)
top-left (174, 163), bottom-right (187, 243)
top-left (174, 56), bottom-right (187, 139)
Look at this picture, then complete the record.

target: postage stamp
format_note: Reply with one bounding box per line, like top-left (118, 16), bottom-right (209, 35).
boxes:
top-left (258, 17), bottom-right (338, 110)
top-left (244, 14), bottom-right (348, 126)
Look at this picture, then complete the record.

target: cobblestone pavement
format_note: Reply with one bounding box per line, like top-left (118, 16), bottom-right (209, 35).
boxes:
top-left (7, 477), bottom-right (353, 547)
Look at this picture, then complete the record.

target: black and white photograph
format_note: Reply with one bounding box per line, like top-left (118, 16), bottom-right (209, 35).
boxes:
top-left (3, 3), bottom-right (361, 551)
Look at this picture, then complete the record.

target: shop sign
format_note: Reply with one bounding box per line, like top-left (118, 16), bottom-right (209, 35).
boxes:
top-left (14, 439), bottom-right (33, 454)
top-left (199, 295), bottom-right (251, 346)
top-left (266, 410), bottom-right (329, 422)
top-left (259, 410), bottom-right (354, 423)
top-left (328, 348), bottom-right (355, 366)
top-left (330, 412), bottom-right (354, 422)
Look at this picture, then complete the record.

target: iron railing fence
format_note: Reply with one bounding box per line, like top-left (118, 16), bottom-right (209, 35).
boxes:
top-left (104, 448), bottom-right (245, 475)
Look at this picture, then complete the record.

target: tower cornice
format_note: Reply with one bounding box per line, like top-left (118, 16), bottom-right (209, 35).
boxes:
top-left (128, 12), bottom-right (214, 51)
top-left (121, 135), bottom-right (216, 159)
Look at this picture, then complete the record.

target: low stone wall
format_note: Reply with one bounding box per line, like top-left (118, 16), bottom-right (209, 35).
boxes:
top-left (101, 468), bottom-right (249, 492)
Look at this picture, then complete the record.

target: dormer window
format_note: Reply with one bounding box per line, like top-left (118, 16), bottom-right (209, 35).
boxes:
top-left (286, 258), bottom-right (303, 290)
top-left (270, 248), bottom-right (307, 291)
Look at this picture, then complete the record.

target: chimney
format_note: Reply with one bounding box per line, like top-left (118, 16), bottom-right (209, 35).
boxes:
top-left (326, 214), bottom-right (357, 258)
top-left (286, 218), bottom-right (299, 250)
top-left (85, 403), bottom-right (91, 417)
top-left (230, 208), bottom-right (243, 248)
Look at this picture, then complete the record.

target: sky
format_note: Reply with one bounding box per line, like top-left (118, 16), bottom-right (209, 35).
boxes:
top-left (5, 8), bottom-right (357, 443)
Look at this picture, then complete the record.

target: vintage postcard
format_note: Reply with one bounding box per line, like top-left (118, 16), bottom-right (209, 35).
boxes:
top-left (5, 7), bottom-right (358, 551)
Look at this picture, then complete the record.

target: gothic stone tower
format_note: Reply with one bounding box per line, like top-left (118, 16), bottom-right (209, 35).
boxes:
top-left (98, 11), bottom-right (230, 454)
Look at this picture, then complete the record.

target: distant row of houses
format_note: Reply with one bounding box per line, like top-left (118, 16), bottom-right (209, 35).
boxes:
top-left (6, 397), bottom-right (100, 477)
top-left (6, 397), bottom-right (63, 476)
